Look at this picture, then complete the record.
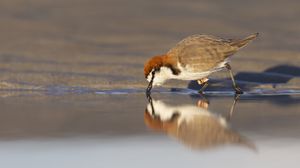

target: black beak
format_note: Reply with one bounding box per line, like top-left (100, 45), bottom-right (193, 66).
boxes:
top-left (146, 71), bottom-right (155, 95)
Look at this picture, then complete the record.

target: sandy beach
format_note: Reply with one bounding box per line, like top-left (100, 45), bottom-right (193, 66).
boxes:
top-left (0, 0), bottom-right (300, 91)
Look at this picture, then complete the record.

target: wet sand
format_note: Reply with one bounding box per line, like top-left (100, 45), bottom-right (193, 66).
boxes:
top-left (0, 0), bottom-right (300, 90)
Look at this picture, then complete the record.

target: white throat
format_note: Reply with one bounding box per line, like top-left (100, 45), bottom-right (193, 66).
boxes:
top-left (147, 67), bottom-right (174, 86)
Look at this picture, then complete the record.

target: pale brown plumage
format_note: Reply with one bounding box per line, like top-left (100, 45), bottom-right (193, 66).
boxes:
top-left (166, 33), bottom-right (258, 72)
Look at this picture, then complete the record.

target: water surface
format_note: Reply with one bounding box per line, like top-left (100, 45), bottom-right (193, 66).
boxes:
top-left (0, 90), bottom-right (300, 168)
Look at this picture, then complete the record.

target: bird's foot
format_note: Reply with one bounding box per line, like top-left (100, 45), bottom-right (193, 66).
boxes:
top-left (234, 87), bottom-right (243, 94)
top-left (198, 90), bottom-right (204, 94)
top-left (197, 78), bottom-right (209, 85)
top-left (197, 78), bottom-right (209, 94)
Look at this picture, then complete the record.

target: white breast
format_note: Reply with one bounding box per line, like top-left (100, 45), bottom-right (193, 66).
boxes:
top-left (173, 60), bottom-right (229, 80)
top-left (149, 59), bottom-right (228, 86)
top-left (172, 70), bottom-right (212, 80)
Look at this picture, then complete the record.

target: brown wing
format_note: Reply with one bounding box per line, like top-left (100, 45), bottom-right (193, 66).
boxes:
top-left (167, 35), bottom-right (238, 72)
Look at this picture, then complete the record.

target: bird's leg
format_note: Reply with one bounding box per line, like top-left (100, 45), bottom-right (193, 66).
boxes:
top-left (197, 78), bottom-right (209, 94)
top-left (225, 63), bottom-right (243, 94)
top-left (226, 94), bottom-right (240, 121)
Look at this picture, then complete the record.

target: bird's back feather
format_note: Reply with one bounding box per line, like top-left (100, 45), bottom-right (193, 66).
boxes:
top-left (230, 33), bottom-right (259, 48)
top-left (167, 34), bottom-right (258, 72)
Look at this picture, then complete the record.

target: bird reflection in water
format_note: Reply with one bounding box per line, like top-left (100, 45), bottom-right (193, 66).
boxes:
top-left (144, 95), bottom-right (255, 150)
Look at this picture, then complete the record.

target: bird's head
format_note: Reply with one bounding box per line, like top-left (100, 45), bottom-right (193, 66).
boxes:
top-left (144, 55), bottom-right (180, 93)
top-left (144, 55), bottom-right (167, 86)
top-left (144, 55), bottom-right (180, 94)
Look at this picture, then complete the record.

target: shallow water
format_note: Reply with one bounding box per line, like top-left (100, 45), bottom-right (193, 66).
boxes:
top-left (0, 90), bottom-right (300, 168)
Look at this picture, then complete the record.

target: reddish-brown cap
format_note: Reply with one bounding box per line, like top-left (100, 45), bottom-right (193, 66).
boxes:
top-left (144, 55), bottom-right (164, 78)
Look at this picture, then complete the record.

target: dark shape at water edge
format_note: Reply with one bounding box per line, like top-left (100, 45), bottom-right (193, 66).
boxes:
top-left (187, 64), bottom-right (300, 105)
top-left (234, 64), bottom-right (300, 84)
top-left (264, 65), bottom-right (300, 77)
top-left (188, 64), bottom-right (300, 89)
top-left (234, 72), bottom-right (291, 84)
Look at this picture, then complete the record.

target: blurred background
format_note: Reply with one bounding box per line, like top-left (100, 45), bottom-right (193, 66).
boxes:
top-left (0, 0), bottom-right (300, 90)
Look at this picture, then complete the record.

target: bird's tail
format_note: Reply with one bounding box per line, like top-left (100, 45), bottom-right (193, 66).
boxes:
top-left (230, 33), bottom-right (259, 48)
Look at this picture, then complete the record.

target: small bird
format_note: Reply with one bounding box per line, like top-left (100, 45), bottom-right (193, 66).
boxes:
top-left (144, 33), bottom-right (259, 94)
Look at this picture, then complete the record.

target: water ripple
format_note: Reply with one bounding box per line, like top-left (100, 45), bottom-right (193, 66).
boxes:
top-left (95, 88), bottom-right (300, 97)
